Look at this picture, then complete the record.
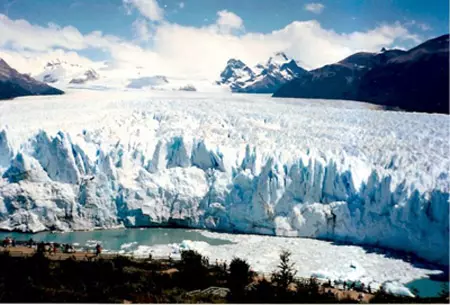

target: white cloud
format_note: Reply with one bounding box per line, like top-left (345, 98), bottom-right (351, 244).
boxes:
top-left (132, 18), bottom-right (151, 41)
top-left (178, 2), bottom-right (185, 9)
top-left (123, 0), bottom-right (164, 22)
top-left (417, 23), bottom-right (431, 31)
top-left (405, 20), bottom-right (432, 32)
top-left (304, 3), bottom-right (325, 14)
top-left (150, 19), bottom-right (420, 79)
top-left (215, 10), bottom-right (244, 33)
top-left (0, 12), bottom-right (423, 80)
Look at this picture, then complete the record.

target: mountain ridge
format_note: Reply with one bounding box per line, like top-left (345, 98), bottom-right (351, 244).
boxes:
top-left (273, 34), bottom-right (449, 114)
top-left (217, 52), bottom-right (308, 93)
top-left (0, 58), bottom-right (64, 100)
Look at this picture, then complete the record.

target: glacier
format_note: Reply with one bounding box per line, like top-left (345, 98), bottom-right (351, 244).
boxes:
top-left (0, 89), bottom-right (448, 265)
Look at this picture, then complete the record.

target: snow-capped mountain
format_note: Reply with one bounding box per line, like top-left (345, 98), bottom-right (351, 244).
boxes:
top-left (36, 59), bottom-right (100, 86)
top-left (0, 58), bottom-right (63, 99)
top-left (69, 69), bottom-right (100, 84)
top-left (218, 59), bottom-right (255, 85)
top-left (217, 52), bottom-right (308, 93)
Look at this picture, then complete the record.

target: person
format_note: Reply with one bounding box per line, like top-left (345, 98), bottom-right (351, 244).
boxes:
top-left (2, 237), bottom-right (8, 248)
top-left (11, 238), bottom-right (16, 247)
top-left (368, 285), bottom-right (371, 294)
top-left (95, 244), bottom-right (102, 257)
top-left (343, 282), bottom-right (347, 290)
top-left (28, 238), bottom-right (34, 248)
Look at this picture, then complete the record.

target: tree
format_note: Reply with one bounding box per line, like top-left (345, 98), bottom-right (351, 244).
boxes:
top-left (178, 250), bottom-right (209, 289)
top-left (228, 257), bottom-right (252, 301)
top-left (271, 250), bottom-right (297, 292)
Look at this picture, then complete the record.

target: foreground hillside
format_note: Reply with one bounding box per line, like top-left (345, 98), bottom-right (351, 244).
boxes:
top-left (0, 249), bottom-right (447, 303)
top-left (273, 34), bottom-right (449, 114)
top-left (0, 90), bottom-right (448, 266)
top-left (0, 59), bottom-right (63, 100)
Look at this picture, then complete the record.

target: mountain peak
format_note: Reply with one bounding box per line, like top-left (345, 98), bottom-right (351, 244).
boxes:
top-left (218, 52), bottom-right (307, 93)
top-left (274, 51), bottom-right (289, 60)
top-left (225, 58), bottom-right (247, 68)
top-left (218, 58), bottom-right (254, 85)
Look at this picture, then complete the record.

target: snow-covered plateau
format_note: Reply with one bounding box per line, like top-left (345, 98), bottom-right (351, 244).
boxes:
top-left (0, 89), bottom-right (448, 266)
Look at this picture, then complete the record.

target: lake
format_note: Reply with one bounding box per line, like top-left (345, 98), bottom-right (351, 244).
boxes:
top-left (0, 228), bottom-right (232, 250)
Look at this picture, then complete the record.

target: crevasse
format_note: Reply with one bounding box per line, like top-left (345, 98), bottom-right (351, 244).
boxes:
top-left (0, 128), bottom-right (448, 266)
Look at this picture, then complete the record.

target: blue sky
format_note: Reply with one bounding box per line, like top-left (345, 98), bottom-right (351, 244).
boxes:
top-left (2, 0), bottom-right (448, 39)
top-left (0, 0), bottom-right (448, 78)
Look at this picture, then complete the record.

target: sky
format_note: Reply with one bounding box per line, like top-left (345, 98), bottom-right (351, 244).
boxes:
top-left (0, 0), bottom-right (448, 79)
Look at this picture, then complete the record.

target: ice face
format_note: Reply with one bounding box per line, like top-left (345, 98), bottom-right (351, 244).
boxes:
top-left (0, 90), bottom-right (448, 265)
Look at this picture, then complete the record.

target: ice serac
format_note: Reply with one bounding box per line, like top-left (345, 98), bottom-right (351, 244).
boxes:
top-left (0, 124), bottom-right (448, 265)
top-left (0, 130), bottom-right (13, 170)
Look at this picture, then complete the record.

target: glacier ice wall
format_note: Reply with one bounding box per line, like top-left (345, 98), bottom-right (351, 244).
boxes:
top-left (0, 128), bottom-right (448, 265)
top-left (0, 92), bottom-right (448, 265)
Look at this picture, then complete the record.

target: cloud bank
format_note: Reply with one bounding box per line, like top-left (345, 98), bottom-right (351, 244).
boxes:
top-left (0, 0), bottom-right (423, 80)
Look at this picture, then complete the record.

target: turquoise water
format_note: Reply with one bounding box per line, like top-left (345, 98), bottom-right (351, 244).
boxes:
top-left (406, 278), bottom-right (449, 298)
top-left (0, 228), bottom-right (233, 250)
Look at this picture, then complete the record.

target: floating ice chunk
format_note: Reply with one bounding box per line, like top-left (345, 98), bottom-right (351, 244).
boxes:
top-left (120, 242), bottom-right (138, 250)
top-left (383, 281), bottom-right (415, 298)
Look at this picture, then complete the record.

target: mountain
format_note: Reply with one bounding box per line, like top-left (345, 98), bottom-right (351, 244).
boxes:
top-left (217, 52), bottom-right (308, 93)
top-left (273, 49), bottom-right (405, 101)
top-left (0, 58), bottom-right (64, 99)
top-left (36, 59), bottom-right (100, 86)
top-left (356, 34), bottom-right (449, 113)
top-left (218, 59), bottom-right (255, 87)
top-left (273, 34), bottom-right (449, 114)
top-left (69, 69), bottom-right (99, 84)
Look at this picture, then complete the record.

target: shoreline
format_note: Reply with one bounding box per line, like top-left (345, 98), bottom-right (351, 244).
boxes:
top-left (2, 225), bottom-right (447, 271)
